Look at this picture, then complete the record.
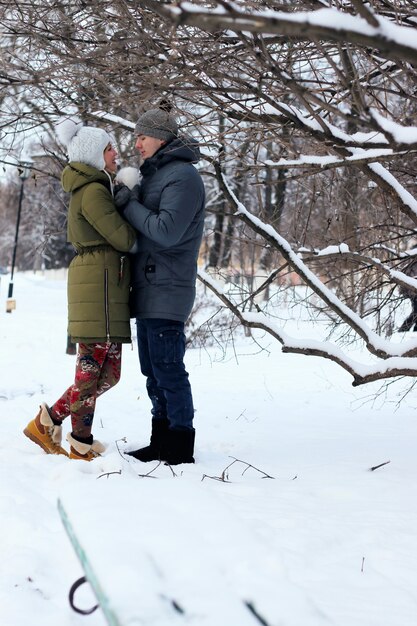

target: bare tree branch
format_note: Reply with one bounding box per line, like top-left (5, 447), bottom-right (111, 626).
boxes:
top-left (141, 1), bottom-right (417, 67)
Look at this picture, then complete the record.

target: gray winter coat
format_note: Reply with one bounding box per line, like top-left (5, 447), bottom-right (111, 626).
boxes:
top-left (123, 137), bottom-right (205, 322)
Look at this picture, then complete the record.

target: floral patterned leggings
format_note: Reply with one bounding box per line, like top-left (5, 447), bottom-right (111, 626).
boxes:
top-left (50, 342), bottom-right (122, 439)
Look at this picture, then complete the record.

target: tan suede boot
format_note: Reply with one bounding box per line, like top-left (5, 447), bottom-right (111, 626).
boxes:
top-left (66, 432), bottom-right (106, 461)
top-left (23, 403), bottom-right (69, 456)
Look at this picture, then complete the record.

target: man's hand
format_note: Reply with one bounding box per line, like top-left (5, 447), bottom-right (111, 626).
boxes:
top-left (130, 184), bottom-right (140, 201)
top-left (114, 184), bottom-right (131, 213)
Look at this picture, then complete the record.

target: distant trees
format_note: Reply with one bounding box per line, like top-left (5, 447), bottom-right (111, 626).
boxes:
top-left (1, 0), bottom-right (417, 385)
top-left (0, 159), bottom-right (73, 271)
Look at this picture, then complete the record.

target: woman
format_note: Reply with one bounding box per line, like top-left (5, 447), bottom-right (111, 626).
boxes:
top-left (23, 119), bottom-right (137, 461)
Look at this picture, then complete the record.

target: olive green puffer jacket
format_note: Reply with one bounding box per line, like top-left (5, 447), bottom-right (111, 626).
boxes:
top-left (62, 162), bottom-right (137, 343)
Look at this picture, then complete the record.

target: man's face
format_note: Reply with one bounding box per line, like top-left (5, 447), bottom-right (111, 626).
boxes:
top-left (135, 135), bottom-right (165, 160)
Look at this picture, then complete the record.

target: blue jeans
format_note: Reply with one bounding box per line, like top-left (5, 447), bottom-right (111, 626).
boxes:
top-left (136, 318), bottom-right (194, 430)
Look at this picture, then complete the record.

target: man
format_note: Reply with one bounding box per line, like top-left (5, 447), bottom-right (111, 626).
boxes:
top-left (119, 105), bottom-right (205, 465)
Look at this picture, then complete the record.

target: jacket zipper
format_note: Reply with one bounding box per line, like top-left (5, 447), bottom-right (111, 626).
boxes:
top-left (104, 268), bottom-right (110, 342)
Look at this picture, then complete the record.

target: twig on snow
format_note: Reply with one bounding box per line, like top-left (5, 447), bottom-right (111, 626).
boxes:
top-left (202, 457), bottom-right (275, 482)
top-left (164, 462), bottom-right (178, 478)
top-left (115, 437), bottom-right (128, 460)
top-left (137, 461), bottom-right (163, 478)
top-left (369, 460), bottom-right (390, 471)
top-left (96, 470), bottom-right (122, 480)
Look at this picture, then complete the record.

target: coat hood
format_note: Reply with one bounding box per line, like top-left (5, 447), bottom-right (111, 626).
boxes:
top-left (141, 136), bottom-right (201, 175)
top-left (61, 162), bottom-right (112, 194)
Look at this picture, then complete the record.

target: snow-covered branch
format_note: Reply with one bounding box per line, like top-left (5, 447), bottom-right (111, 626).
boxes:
top-left (369, 109), bottom-right (417, 149)
top-left (141, 1), bottom-right (417, 67)
top-left (237, 241), bottom-right (417, 304)
top-left (198, 269), bottom-right (417, 386)
top-left (303, 247), bottom-right (417, 299)
top-left (221, 100), bottom-right (417, 224)
top-left (213, 167), bottom-right (417, 360)
top-left (262, 150), bottom-right (410, 171)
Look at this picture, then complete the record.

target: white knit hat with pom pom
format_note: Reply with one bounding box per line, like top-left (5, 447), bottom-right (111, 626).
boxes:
top-left (56, 117), bottom-right (113, 170)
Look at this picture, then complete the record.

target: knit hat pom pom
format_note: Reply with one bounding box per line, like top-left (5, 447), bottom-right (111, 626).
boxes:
top-left (158, 98), bottom-right (173, 114)
top-left (115, 167), bottom-right (140, 190)
top-left (56, 117), bottom-right (83, 148)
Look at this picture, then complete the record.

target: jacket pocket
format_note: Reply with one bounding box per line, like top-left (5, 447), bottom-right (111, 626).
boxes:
top-left (144, 253), bottom-right (172, 286)
top-left (151, 325), bottom-right (186, 364)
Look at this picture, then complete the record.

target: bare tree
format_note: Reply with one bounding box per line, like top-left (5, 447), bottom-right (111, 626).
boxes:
top-left (1, 0), bottom-right (417, 387)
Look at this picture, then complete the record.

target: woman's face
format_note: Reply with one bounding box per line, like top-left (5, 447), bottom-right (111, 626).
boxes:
top-left (103, 143), bottom-right (118, 173)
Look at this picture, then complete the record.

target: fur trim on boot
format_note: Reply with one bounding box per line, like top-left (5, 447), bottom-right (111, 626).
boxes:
top-left (67, 432), bottom-right (106, 461)
top-left (23, 403), bottom-right (69, 456)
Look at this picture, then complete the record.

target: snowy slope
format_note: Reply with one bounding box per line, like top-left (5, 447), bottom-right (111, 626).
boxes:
top-left (1, 272), bottom-right (417, 626)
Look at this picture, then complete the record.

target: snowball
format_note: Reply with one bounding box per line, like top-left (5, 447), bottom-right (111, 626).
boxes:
top-left (115, 166), bottom-right (140, 189)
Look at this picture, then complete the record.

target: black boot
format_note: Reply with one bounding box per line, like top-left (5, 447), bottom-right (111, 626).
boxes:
top-left (125, 418), bottom-right (169, 462)
top-left (162, 428), bottom-right (195, 465)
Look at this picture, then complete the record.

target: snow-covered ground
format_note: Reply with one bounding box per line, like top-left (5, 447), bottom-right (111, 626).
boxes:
top-left (1, 271), bottom-right (417, 625)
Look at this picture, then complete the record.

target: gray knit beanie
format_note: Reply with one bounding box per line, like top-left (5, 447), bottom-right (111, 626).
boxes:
top-left (134, 108), bottom-right (178, 141)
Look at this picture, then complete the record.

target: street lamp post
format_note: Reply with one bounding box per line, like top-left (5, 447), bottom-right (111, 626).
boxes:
top-left (6, 160), bottom-right (33, 313)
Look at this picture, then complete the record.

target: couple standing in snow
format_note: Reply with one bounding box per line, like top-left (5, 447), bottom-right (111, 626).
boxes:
top-left (23, 104), bottom-right (205, 464)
